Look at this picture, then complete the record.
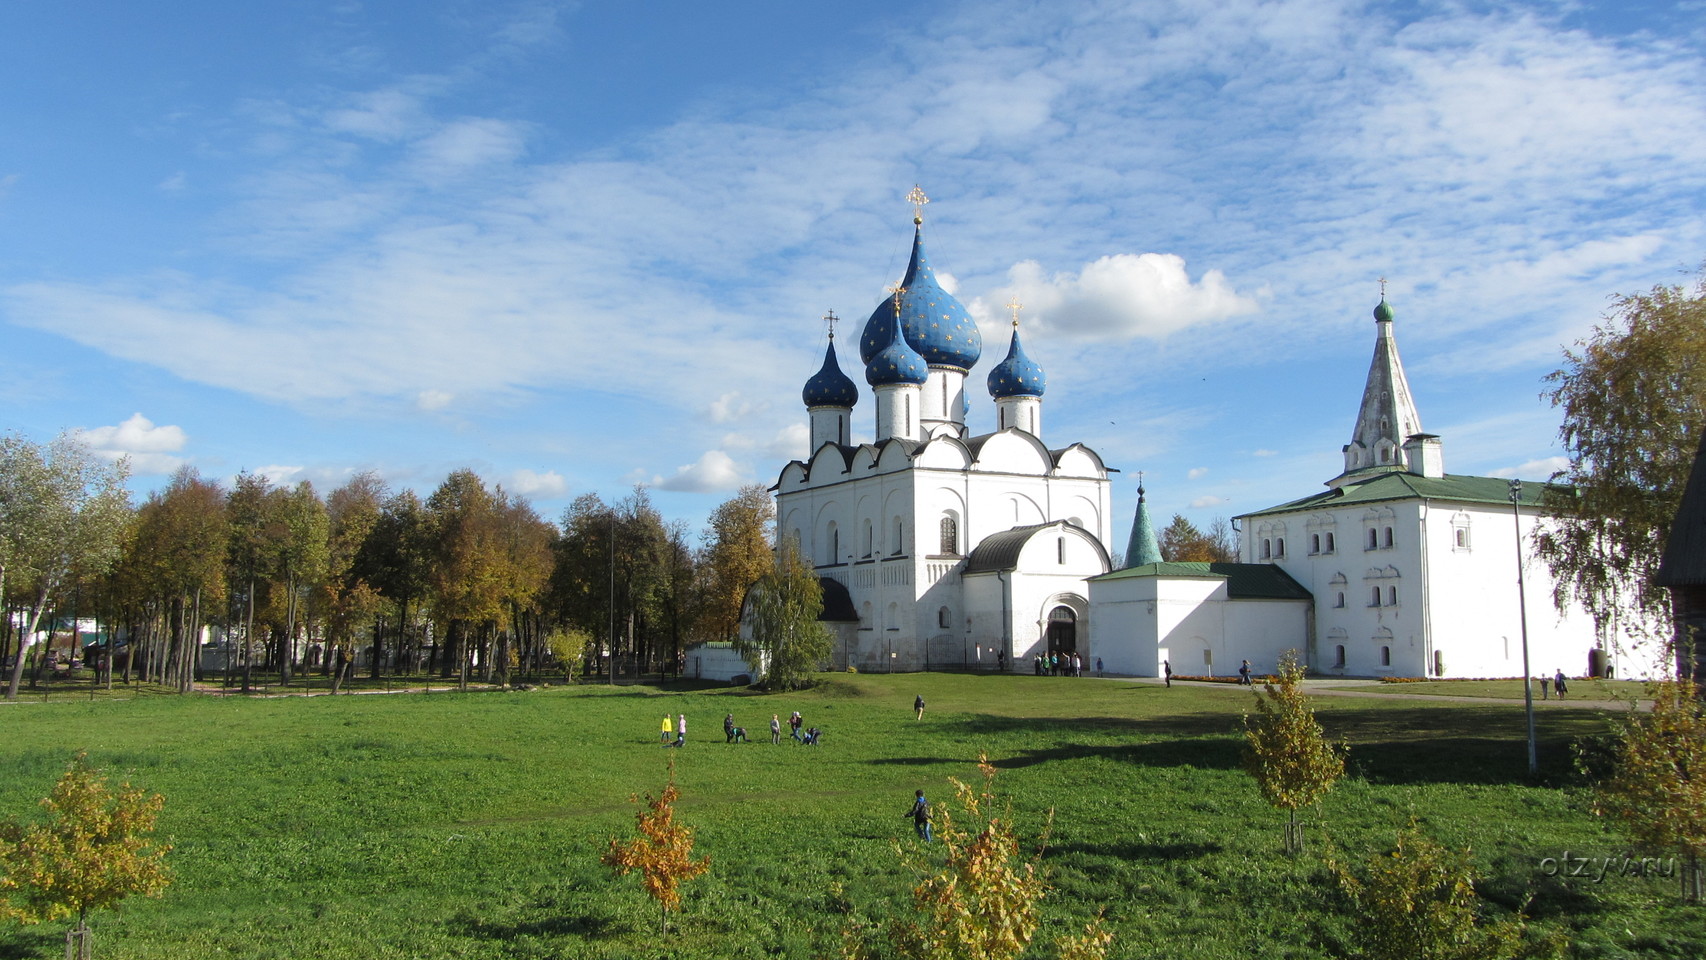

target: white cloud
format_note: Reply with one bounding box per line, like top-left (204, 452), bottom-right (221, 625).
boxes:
top-left (979, 254), bottom-right (1259, 341)
top-left (1187, 467), bottom-right (1209, 480)
top-left (708, 391), bottom-right (763, 424)
top-left (1253, 449), bottom-right (1277, 457)
top-left (1189, 495), bottom-right (1227, 509)
top-left (654, 450), bottom-right (745, 493)
top-left (506, 468), bottom-right (568, 498)
top-left (158, 171), bottom-right (187, 193)
top-left (324, 88), bottom-right (423, 141)
top-left (407, 117), bottom-right (526, 180)
top-left (1489, 456), bottom-right (1570, 481)
top-left (253, 464), bottom-right (304, 485)
top-left (416, 390), bottom-right (454, 412)
top-left (70, 413), bottom-right (187, 475)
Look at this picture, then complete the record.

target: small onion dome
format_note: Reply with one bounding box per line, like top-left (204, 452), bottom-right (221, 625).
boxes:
top-left (802, 339), bottom-right (859, 408)
top-left (859, 225), bottom-right (982, 371)
top-left (987, 326), bottom-right (1046, 399)
top-left (1373, 299), bottom-right (1394, 323)
top-left (865, 307), bottom-right (929, 386)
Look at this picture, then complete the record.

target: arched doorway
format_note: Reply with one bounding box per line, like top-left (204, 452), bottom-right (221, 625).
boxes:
top-left (1046, 606), bottom-right (1077, 655)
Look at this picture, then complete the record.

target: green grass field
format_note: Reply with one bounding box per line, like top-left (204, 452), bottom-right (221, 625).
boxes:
top-left (0, 673), bottom-right (1699, 959)
top-left (1319, 678), bottom-right (1653, 702)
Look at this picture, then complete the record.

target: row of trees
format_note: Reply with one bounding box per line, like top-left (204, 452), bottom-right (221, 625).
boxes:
top-left (0, 441), bottom-right (782, 699)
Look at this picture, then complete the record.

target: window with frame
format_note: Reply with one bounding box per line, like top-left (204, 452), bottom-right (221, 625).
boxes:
top-left (1383, 526), bottom-right (1394, 548)
top-left (1367, 529), bottom-right (1379, 550)
top-left (1380, 646), bottom-right (1391, 667)
top-left (1325, 532), bottom-right (1336, 553)
top-left (1310, 533), bottom-right (1320, 554)
top-left (1371, 587), bottom-right (1382, 607)
top-left (1261, 538), bottom-right (1271, 559)
top-left (938, 606), bottom-right (951, 629)
top-left (939, 516), bottom-right (958, 556)
top-left (1334, 645), bottom-right (1346, 668)
top-left (1275, 538), bottom-right (1286, 558)
top-left (1335, 592), bottom-right (1345, 608)
top-left (1387, 585), bottom-right (1398, 606)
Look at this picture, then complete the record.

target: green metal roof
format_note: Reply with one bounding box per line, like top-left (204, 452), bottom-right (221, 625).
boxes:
top-left (1236, 472), bottom-right (1563, 520)
top-left (1092, 561), bottom-right (1312, 600)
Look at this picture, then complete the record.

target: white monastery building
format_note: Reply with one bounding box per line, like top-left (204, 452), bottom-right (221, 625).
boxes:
top-left (759, 191), bottom-right (1662, 680)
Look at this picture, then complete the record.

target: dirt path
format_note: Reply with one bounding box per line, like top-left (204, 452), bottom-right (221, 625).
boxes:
top-left (1120, 676), bottom-right (1646, 711)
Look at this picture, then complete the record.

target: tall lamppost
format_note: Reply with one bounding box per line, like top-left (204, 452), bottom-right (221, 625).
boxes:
top-left (1510, 479), bottom-right (1538, 776)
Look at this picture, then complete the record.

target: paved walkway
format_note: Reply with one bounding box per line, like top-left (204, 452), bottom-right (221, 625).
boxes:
top-left (1121, 676), bottom-right (1647, 711)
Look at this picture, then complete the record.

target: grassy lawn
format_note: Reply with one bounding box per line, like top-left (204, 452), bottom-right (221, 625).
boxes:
top-left (0, 673), bottom-right (1699, 958)
top-left (1323, 678), bottom-right (1654, 702)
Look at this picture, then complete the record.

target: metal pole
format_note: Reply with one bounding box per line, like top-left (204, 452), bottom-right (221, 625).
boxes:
top-left (1511, 479), bottom-right (1538, 776)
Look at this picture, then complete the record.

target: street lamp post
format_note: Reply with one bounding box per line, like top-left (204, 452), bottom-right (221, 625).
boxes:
top-left (1510, 479), bottom-right (1538, 776)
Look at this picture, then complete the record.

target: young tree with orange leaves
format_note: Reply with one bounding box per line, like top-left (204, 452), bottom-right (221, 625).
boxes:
top-left (601, 761), bottom-right (709, 934)
top-left (0, 754), bottom-right (171, 959)
top-left (1594, 679), bottom-right (1706, 900)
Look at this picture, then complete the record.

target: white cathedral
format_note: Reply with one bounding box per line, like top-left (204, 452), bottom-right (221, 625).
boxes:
top-left (756, 192), bottom-right (1658, 680)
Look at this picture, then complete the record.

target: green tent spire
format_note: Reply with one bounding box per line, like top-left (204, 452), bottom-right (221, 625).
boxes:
top-left (1124, 475), bottom-right (1162, 568)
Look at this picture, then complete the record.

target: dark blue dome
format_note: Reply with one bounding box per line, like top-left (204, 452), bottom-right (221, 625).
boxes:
top-left (865, 299), bottom-right (928, 387)
top-left (859, 225), bottom-right (981, 371)
top-left (803, 339), bottom-right (859, 408)
top-left (987, 327), bottom-right (1046, 399)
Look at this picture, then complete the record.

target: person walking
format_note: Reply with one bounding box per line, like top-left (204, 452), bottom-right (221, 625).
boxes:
top-left (1163, 659), bottom-right (1172, 687)
top-left (905, 789), bottom-right (931, 842)
top-left (1095, 656), bottom-right (1104, 677)
top-left (789, 710), bottom-right (803, 742)
top-left (914, 694), bottom-right (925, 720)
top-left (1554, 670), bottom-right (1568, 699)
top-left (1539, 675), bottom-right (1549, 700)
top-left (675, 713), bottom-right (687, 747)
top-left (724, 713), bottom-right (736, 742)
top-left (770, 713), bottom-right (782, 745)
top-left (1239, 659), bottom-right (1252, 685)
top-left (661, 714), bottom-right (673, 743)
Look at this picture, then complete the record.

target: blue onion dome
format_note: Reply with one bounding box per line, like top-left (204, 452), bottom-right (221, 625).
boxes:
top-left (859, 225), bottom-right (982, 371)
top-left (865, 303), bottom-right (928, 386)
top-left (802, 338), bottom-right (859, 408)
top-left (1373, 299), bottom-right (1394, 322)
top-left (987, 325), bottom-right (1046, 399)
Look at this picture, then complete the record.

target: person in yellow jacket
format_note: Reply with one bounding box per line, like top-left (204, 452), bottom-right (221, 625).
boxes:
top-left (661, 714), bottom-right (673, 743)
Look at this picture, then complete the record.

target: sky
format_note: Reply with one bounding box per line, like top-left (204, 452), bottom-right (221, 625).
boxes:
top-left (2, 0), bottom-right (1704, 543)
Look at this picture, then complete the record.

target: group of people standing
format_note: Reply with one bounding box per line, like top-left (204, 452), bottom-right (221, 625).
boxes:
top-left (662, 711), bottom-right (819, 746)
top-left (1538, 670), bottom-right (1570, 700)
top-left (1033, 651), bottom-right (1094, 676)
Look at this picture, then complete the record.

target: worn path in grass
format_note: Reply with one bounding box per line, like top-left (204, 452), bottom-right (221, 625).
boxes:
top-left (1123, 676), bottom-right (1650, 711)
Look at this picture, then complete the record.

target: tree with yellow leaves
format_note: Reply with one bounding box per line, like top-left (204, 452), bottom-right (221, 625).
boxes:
top-left (601, 760), bottom-right (710, 934)
top-left (1594, 678), bottom-right (1706, 900)
top-left (0, 754), bottom-right (172, 959)
top-left (852, 755), bottom-right (1111, 960)
top-left (1243, 650), bottom-right (1346, 854)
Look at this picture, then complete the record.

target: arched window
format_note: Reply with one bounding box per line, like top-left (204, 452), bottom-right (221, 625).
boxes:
top-left (1380, 646), bottom-right (1391, 667)
top-left (938, 606), bottom-right (951, 629)
top-left (1335, 592), bottom-right (1345, 608)
top-left (893, 518), bottom-right (904, 554)
top-left (939, 516), bottom-right (958, 556)
top-left (826, 522), bottom-right (839, 565)
top-left (1387, 585), bottom-right (1398, 606)
top-left (1383, 526), bottom-right (1394, 548)
top-left (1367, 529), bottom-right (1378, 550)
top-left (1275, 538), bottom-right (1286, 558)
top-left (1371, 587), bottom-right (1382, 607)
top-left (1325, 532), bottom-right (1336, 553)
top-left (864, 520), bottom-right (874, 558)
top-left (1454, 528), bottom-right (1468, 548)
top-left (1261, 539), bottom-right (1271, 559)
top-left (1057, 537), bottom-right (1066, 564)
top-left (1310, 534), bottom-right (1320, 554)
top-left (1334, 645), bottom-right (1346, 668)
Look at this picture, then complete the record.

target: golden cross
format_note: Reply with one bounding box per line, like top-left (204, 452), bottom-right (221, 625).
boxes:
top-left (823, 309), bottom-right (838, 340)
top-left (1006, 297), bottom-right (1023, 328)
top-left (906, 184), bottom-right (929, 223)
top-left (1379, 276), bottom-right (1388, 299)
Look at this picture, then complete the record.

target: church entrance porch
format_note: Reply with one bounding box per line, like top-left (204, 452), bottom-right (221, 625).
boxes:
top-left (1046, 606), bottom-right (1077, 656)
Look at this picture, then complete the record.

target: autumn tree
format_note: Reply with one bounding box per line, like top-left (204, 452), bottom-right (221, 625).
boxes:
top-left (0, 754), bottom-right (172, 959)
top-left (600, 761), bottom-right (709, 934)
top-left (269, 481), bottom-right (328, 684)
top-left (358, 489), bottom-right (432, 678)
top-left (698, 484), bottom-right (775, 642)
top-left (492, 491), bottom-right (554, 685)
top-left (1243, 650), bottom-right (1345, 854)
top-left (545, 627), bottom-right (593, 680)
top-left (1593, 678), bottom-right (1706, 900)
top-left (224, 472), bottom-right (275, 692)
top-left (738, 539), bottom-right (832, 691)
top-left (121, 468), bottom-right (227, 691)
top-left (1329, 823), bottom-right (1562, 960)
top-left (426, 470), bottom-right (508, 688)
top-left (320, 472), bottom-right (387, 691)
top-left (1158, 514), bottom-right (1236, 563)
top-left (0, 434), bottom-right (133, 701)
top-left (849, 755), bottom-right (1110, 960)
top-left (1538, 270), bottom-right (1706, 649)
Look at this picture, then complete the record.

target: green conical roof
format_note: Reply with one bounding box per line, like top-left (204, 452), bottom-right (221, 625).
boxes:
top-left (1124, 482), bottom-right (1162, 568)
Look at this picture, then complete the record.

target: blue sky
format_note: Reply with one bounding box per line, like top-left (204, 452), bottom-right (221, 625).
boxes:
top-left (3, 0), bottom-right (1704, 540)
